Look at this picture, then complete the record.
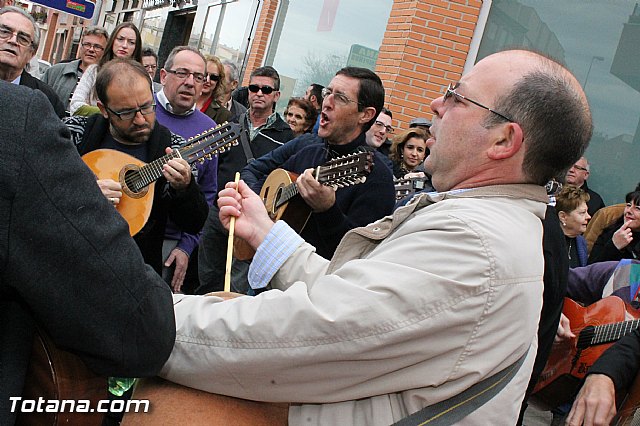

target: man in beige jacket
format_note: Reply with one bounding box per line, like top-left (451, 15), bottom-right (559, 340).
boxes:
top-left (160, 50), bottom-right (592, 425)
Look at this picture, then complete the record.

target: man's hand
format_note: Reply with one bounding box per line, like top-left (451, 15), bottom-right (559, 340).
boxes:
top-left (162, 147), bottom-right (191, 190)
top-left (613, 221), bottom-right (634, 250)
top-left (555, 312), bottom-right (576, 343)
top-left (296, 168), bottom-right (336, 212)
top-left (566, 374), bottom-right (617, 426)
top-left (164, 248), bottom-right (189, 293)
top-left (217, 180), bottom-right (274, 249)
top-left (97, 178), bottom-right (122, 205)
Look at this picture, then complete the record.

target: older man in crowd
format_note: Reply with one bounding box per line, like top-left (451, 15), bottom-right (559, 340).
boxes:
top-left (0, 6), bottom-right (64, 117)
top-left (566, 156), bottom-right (605, 217)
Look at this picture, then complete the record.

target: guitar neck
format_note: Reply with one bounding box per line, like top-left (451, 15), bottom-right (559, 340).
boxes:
top-left (580, 318), bottom-right (640, 347)
top-left (128, 123), bottom-right (240, 193)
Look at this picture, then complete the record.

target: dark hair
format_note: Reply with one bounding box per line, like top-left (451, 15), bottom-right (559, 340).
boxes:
top-left (308, 83), bottom-right (324, 106)
top-left (164, 45), bottom-right (206, 72)
top-left (99, 22), bottom-right (143, 68)
top-left (555, 185), bottom-right (590, 215)
top-left (335, 67), bottom-right (385, 132)
top-left (286, 97), bottom-right (318, 133)
top-left (141, 46), bottom-right (158, 62)
top-left (626, 190), bottom-right (640, 206)
top-left (389, 127), bottom-right (428, 165)
top-left (95, 59), bottom-right (151, 105)
top-left (485, 54), bottom-right (592, 185)
top-left (380, 106), bottom-right (392, 120)
top-left (249, 66), bottom-right (281, 90)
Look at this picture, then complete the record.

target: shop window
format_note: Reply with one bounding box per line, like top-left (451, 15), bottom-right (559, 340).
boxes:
top-left (476, 0), bottom-right (640, 205)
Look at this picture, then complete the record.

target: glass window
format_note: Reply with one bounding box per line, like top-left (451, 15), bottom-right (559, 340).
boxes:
top-left (477, 0), bottom-right (640, 205)
top-left (264, 0), bottom-right (393, 111)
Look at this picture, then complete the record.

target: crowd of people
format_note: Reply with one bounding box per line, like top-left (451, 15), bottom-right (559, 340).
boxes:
top-left (2, 4), bottom-right (638, 426)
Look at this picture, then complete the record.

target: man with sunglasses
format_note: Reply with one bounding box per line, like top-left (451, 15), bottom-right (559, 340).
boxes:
top-left (0, 6), bottom-right (65, 118)
top-left (41, 26), bottom-right (109, 112)
top-left (154, 46), bottom-right (218, 294)
top-left (161, 50), bottom-right (593, 425)
top-left (63, 59), bottom-right (208, 277)
top-left (197, 65), bottom-right (293, 294)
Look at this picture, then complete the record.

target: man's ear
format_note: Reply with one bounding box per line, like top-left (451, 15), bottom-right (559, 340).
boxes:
top-left (487, 122), bottom-right (524, 160)
top-left (159, 69), bottom-right (167, 85)
top-left (359, 106), bottom-right (377, 126)
top-left (97, 101), bottom-right (109, 119)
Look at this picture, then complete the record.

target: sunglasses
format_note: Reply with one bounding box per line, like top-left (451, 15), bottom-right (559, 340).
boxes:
top-left (207, 73), bottom-right (220, 82)
top-left (248, 84), bottom-right (275, 95)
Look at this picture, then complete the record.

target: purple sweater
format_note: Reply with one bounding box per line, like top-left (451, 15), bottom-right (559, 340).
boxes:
top-left (155, 100), bottom-right (218, 255)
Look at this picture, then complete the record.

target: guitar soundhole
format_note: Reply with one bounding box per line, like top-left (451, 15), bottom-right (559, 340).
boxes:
top-left (120, 166), bottom-right (149, 199)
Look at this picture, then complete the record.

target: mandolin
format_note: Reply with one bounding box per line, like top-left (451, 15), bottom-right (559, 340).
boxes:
top-left (233, 150), bottom-right (374, 260)
top-left (394, 176), bottom-right (433, 201)
top-left (530, 296), bottom-right (640, 410)
top-left (82, 122), bottom-right (241, 236)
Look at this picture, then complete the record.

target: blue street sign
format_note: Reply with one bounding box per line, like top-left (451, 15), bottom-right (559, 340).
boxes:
top-left (29, 0), bottom-right (96, 20)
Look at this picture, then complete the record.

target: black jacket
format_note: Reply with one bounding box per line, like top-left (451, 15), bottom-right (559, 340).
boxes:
top-left (19, 69), bottom-right (66, 118)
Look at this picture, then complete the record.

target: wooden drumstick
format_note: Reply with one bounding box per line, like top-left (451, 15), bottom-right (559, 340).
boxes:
top-left (224, 172), bottom-right (240, 293)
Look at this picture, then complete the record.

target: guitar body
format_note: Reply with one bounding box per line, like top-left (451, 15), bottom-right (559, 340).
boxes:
top-left (17, 329), bottom-right (106, 426)
top-left (82, 149), bottom-right (155, 236)
top-left (122, 377), bottom-right (288, 426)
top-left (531, 297), bottom-right (640, 410)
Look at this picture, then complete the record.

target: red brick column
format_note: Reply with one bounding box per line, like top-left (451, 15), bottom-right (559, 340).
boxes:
top-left (241, 0), bottom-right (279, 86)
top-left (376, 0), bottom-right (482, 130)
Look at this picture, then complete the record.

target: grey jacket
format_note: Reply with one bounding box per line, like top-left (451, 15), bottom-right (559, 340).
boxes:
top-left (0, 81), bottom-right (176, 426)
top-left (40, 59), bottom-right (82, 111)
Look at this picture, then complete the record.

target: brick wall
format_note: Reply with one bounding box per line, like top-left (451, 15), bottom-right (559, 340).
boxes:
top-left (241, 0), bottom-right (279, 86)
top-left (376, 0), bottom-right (482, 130)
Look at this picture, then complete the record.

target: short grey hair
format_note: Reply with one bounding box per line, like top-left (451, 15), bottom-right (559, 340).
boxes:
top-left (0, 6), bottom-right (39, 50)
top-left (83, 25), bottom-right (109, 42)
top-left (164, 45), bottom-right (205, 71)
top-left (222, 60), bottom-right (239, 81)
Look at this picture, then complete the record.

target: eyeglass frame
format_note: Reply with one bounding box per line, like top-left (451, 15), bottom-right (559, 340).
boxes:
top-left (0, 24), bottom-right (35, 49)
top-left (104, 102), bottom-right (156, 121)
top-left (248, 84), bottom-right (276, 95)
top-left (80, 41), bottom-right (105, 52)
top-left (444, 82), bottom-right (514, 123)
top-left (321, 87), bottom-right (361, 107)
top-left (165, 68), bottom-right (206, 84)
top-left (373, 120), bottom-right (394, 134)
top-left (571, 164), bottom-right (589, 172)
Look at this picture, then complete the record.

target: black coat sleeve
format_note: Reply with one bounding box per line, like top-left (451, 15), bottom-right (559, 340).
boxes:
top-left (2, 86), bottom-right (176, 377)
top-left (588, 328), bottom-right (640, 394)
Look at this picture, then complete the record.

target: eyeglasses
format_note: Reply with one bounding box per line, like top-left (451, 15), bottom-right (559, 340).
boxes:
top-left (444, 83), bottom-right (514, 123)
top-left (572, 164), bottom-right (589, 172)
top-left (115, 35), bottom-right (136, 47)
top-left (206, 73), bottom-right (220, 82)
top-left (248, 84), bottom-right (275, 95)
top-left (166, 68), bottom-right (206, 84)
top-left (143, 64), bottom-right (157, 71)
top-left (0, 24), bottom-right (34, 48)
top-left (81, 41), bottom-right (105, 52)
top-left (105, 102), bottom-right (156, 121)
top-left (321, 87), bottom-right (361, 106)
top-left (373, 120), bottom-right (394, 134)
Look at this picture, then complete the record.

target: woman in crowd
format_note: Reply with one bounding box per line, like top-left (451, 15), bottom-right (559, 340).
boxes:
top-left (70, 22), bottom-right (142, 115)
top-left (284, 97), bottom-right (317, 137)
top-left (196, 54), bottom-right (230, 124)
top-left (589, 190), bottom-right (640, 263)
top-left (555, 185), bottom-right (591, 267)
top-left (388, 127), bottom-right (428, 178)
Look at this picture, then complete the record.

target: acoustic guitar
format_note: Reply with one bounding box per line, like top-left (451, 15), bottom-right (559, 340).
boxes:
top-left (17, 328), bottom-right (107, 426)
top-left (530, 296), bottom-right (640, 410)
top-left (233, 150), bottom-right (374, 260)
top-left (82, 122), bottom-right (241, 236)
